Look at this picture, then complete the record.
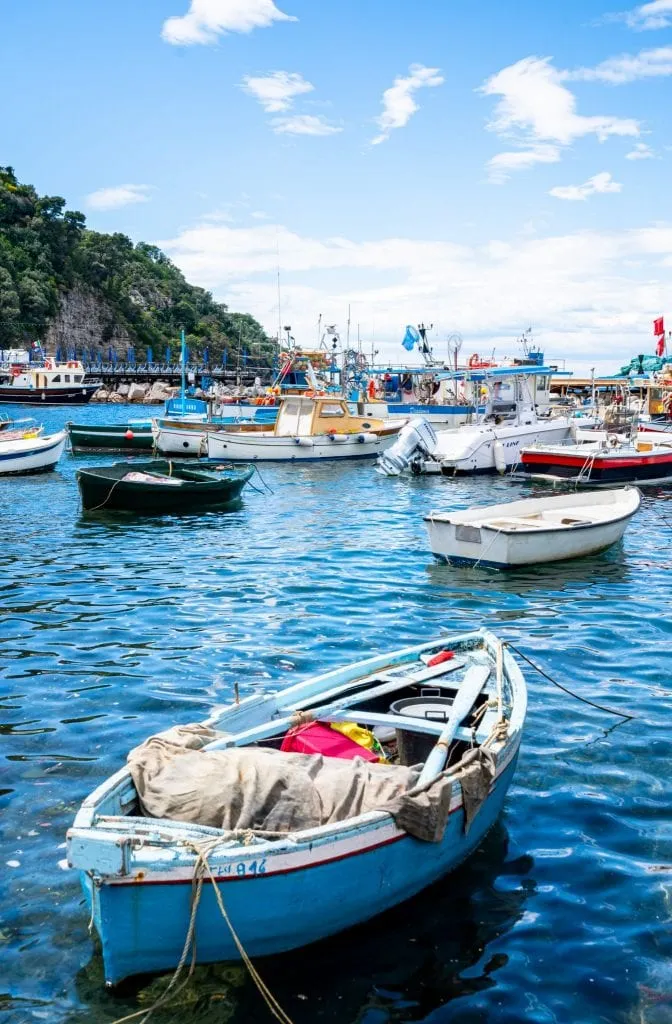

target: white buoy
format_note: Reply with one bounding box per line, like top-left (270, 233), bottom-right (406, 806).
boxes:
top-left (493, 439), bottom-right (506, 474)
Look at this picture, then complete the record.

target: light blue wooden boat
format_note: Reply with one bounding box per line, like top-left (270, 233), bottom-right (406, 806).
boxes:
top-left (66, 629), bottom-right (526, 985)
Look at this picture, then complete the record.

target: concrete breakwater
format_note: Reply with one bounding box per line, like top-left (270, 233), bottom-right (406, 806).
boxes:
top-left (91, 380), bottom-right (269, 405)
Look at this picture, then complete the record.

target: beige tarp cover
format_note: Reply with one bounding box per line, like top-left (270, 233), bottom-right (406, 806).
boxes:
top-left (127, 723), bottom-right (497, 844)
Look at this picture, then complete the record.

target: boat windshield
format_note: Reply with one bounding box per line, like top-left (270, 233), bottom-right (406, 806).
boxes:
top-left (275, 399), bottom-right (314, 436)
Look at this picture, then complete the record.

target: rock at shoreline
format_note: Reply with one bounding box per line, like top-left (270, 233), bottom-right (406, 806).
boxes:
top-left (90, 380), bottom-right (181, 404)
top-left (128, 383), bottom-right (147, 403)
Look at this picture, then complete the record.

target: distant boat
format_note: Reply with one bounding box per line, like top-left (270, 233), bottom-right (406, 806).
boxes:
top-left (205, 395), bottom-right (405, 462)
top-left (377, 367), bottom-right (581, 476)
top-left (67, 420), bottom-right (154, 453)
top-left (153, 408), bottom-right (278, 457)
top-left (77, 460), bottom-right (254, 513)
top-left (66, 629), bottom-right (526, 985)
top-left (425, 487), bottom-right (641, 569)
top-left (0, 419), bottom-right (66, 475)
top-left (517, 433), bottom-right (672, 485)
top-left (0, 358), bottom-right (101, 405)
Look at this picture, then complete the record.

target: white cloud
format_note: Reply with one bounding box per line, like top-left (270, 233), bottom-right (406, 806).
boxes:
top-left (549, 171), bottom-right (622, 201)
top-left (487, 144), bottom-right (562, 183)
top-left (158, 216), bottom-right (672, 371)
top-left (271, 114), bottom-right (342, 136)
top-left (162, 0), bottom-right (295, 45)
top-left (86, 184), bottom-right (153, 211)
top-left (240, 71), bottom-right (313, 113)
top-left (482, 57), bottom-right (640, 180)
top-left (372, 64), bottom-right (444, 145)
top-left (566, 45), bottom-right (672, 83)
top-left (626, 142), bottom-right (656, 159)
top-left (622, 0), bottom-right (672, 30)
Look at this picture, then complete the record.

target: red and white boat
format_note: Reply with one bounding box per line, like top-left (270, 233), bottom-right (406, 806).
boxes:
top-left (517, 433), bottom-right (672, 485)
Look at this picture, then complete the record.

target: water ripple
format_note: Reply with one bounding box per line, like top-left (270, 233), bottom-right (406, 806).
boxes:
top-left (0, 404), bottom-right (671, 1024)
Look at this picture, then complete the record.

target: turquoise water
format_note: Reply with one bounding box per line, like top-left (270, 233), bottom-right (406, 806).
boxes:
top-left (1, 404), bottom-right (671, 1024)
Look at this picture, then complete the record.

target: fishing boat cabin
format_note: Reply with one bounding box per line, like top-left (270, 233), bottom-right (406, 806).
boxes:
top-left (226, 395), bottom-right (401, 438)
top-left (0, 358), bottom-right (101, 405)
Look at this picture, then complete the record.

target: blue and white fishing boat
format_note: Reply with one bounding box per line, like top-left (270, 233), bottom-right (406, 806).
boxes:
top-left (67, 629), bottom-right (526, 985)
top-left (0, 417), bottom-right (66, 475)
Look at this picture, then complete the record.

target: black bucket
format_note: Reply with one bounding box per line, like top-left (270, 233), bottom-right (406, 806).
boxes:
top-left (389, 695), bottom-right (454, 766)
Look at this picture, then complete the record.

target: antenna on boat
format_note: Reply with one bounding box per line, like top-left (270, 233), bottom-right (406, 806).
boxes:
top-left (417, 322), bottom-right (434, 365)
top-left (276, 236), bottom-right (282, 355)
top-left (447, 332), bottom-right (463, 373)
top-left (346, 304), bottom-right (351, 350)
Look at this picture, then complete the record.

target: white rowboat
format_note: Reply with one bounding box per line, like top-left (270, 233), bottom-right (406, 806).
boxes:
top-left (0, 429), bottom-right (67, 475)
top-left (425, 487), bottom-right (641, 569)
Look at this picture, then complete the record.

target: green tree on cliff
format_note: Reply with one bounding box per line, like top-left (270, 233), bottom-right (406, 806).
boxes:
top-left (0, 166), bottom-right (275, 366)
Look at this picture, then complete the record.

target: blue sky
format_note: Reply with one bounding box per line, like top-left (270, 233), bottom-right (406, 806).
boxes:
top-left (2, 0), bottom-right (672, 371)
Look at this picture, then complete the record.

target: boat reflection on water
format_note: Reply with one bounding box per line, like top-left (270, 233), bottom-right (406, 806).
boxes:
top-left (426, 540), bottom-right (635, 598)
top-left (69, 824), bottom-right (534, 1024)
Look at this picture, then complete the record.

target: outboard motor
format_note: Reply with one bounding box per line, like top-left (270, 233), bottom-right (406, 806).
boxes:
top-left (376, 417), bottom-right (438, 476)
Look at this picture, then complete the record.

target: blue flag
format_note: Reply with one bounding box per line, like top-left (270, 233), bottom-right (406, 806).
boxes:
top-left (402, 325), bottom-right (420, 351)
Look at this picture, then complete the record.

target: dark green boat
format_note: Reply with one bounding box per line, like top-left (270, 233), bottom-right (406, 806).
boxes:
top-left (77, 460), bottom-right (254, 513)
top-left (67, 421), bottom-right (154, 453)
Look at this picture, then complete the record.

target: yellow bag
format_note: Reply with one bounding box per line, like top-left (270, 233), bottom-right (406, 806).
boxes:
top-left (330, 721), bottom-right (387, 762)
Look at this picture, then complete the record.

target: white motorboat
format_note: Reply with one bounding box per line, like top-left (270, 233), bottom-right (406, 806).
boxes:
top-left (425, 487), bottom-right (641, 569)
top-left (0, 357), bottom-right (100, 405)
top-left (205, 395), bottom-right (404, 462)
top-left (378, 367), bottom-right (579, 476)
top-left (0, 421), bottom-right (66, 475)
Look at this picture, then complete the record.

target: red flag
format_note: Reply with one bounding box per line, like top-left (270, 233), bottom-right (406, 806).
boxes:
top-left (654, 316), bottom-right (664, 337)
top-left (657, 334), bottom-right (665, 357)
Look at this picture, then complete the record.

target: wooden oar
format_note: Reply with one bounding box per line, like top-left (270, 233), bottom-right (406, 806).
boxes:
top-left (415, 665), bottom-right (491, 787)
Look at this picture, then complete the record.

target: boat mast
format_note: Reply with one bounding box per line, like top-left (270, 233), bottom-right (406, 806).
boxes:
top-left (180, 326), bottom-right (186, 415)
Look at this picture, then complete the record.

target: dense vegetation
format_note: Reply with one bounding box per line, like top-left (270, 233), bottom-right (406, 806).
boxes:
top-left (0, 166), bottom-right (275, 365)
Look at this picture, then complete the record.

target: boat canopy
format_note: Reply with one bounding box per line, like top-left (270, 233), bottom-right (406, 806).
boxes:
top-left (436, 366), bottom-right (556, 382)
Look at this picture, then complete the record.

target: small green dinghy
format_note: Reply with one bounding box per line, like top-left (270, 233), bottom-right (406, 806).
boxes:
top-left (77, 460), bottom-right (254, 513)
top-left (67, 421), bottom-right (154, 453)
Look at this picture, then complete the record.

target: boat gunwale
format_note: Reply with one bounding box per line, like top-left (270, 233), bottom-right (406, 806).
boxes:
top-left (68, 632), bottom-right (526, 865)
top-left (424, 487), bottom-right (641, 535)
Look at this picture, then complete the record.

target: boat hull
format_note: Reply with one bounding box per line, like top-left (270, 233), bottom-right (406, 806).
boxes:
top-left (153, 411), bottom-right (278, 457)
top-left (364, 402), bottom-right (480, 427)
top-left (0, 432), bottom-right (66, 475)
top-left (428, 514), bottom-right (633, 568)
top-left (519, 448), bottom-right (672, 484)
top-left (0, 383), bottom-right (99, 405)
top-left (77, 463), bottom-right (254, 512)
top-left (423, 422), bottom-right (572, 475)
top-left (83, 749), bottom-right (519, 984)
top-left (67, 423), bottom-right (154, 453)
top-left (206, 430), bottom-right (400, 462)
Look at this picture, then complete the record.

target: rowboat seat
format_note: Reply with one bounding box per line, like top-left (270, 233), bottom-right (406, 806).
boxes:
top-left (482, 517), bottom-right (548, 530)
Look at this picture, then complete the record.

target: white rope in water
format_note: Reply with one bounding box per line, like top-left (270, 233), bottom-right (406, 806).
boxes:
top-left (470, 527), bottom-right (504, 570)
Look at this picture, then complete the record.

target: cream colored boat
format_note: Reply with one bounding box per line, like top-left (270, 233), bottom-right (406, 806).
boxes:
top-left (206, 395), bottom-right (405, 462)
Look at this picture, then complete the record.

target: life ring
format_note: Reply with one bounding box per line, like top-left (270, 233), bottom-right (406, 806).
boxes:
top-left (11, 367), bottom-right (21, 377)
top-left (607, 434), bottom-right (620, 448)
top-left (67, 361), bottom-right (77, 369)
top-left (468, 353), bottom-right (480, 368)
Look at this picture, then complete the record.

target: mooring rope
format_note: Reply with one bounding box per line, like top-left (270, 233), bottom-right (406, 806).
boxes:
top-left (504, 642), bottom-right (636, 720)
top-left (108, 839), bottom-right (295, 1024)
top-left (84, 477), bottom-right (125, 513)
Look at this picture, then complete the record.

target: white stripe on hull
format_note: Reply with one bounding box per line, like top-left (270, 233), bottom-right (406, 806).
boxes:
top-left (206, 432), bottom-right (397, 461)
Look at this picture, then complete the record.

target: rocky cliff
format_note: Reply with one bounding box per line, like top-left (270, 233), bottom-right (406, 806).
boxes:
top-left (0, 165), bottom-right (275, 365)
